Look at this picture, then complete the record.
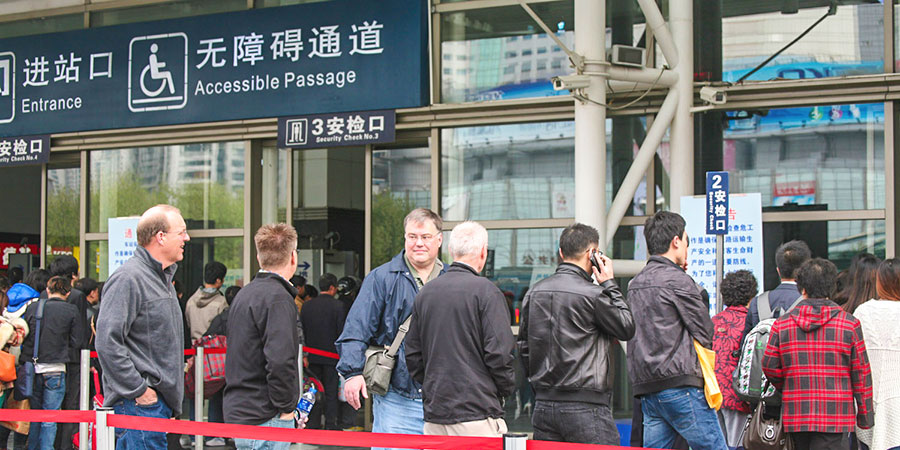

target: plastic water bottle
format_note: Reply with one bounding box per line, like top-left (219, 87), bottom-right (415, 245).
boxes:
top-left (295, 385), bottom-right (317, 422)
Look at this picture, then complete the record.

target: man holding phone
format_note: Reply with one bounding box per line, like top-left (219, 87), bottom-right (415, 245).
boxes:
top-left (517, 223), bottom-right (635, 445)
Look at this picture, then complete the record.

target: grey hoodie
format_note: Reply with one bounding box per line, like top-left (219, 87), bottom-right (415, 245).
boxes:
top-left (95, 246), bottom-right (184, 415)
top-left (185, 287), bottom-right (226, 342)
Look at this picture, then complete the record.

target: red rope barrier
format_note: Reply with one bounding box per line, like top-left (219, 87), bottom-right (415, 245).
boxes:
top-left (303, 347), bottom-right (340, 360)
top-left (0, 409), bottom-right (650, 450)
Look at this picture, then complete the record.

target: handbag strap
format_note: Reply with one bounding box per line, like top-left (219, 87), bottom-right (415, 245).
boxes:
top-left (385, 315), bottom-right (412, 358)
top-left (32, 298), bottom-right (47, 363)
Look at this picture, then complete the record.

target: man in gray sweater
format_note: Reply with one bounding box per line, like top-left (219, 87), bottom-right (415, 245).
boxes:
top-left (96, 204), bottom-right (190, 450)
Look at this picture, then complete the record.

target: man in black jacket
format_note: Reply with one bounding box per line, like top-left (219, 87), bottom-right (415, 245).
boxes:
top-left (741, 239), bottom-right (810, 338)
top-left (626, 211), bottom-right (726, 450)
top-left (300, 272), bottom-right (346, 430)
top-left (517, 223), bottom-right (634, 445)
top-left (225, 224), bottom-right (304, 450)
top-left (21, 276), bottom-right (82, 450)
top-left (406, 221), bottom-right (515, 437)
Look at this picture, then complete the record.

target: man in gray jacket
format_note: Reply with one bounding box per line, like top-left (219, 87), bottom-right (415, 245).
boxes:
top-left (96, 204), bottom-right (189, 450)
top-left (626, 211), bottom-right (726, 450)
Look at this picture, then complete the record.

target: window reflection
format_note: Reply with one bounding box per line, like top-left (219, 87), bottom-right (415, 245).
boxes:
top-left (89, 142), bottom-right (245, 232)
top-left (47, 168), bottom-right (80, 266)
top-left (371, 147), bottom-right (431, 268)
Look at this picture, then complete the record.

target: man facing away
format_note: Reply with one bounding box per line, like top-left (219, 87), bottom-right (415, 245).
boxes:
top-left (300, 272), bottom-right (346, 430)
top-left (741, 239), bottom-right (811, 338)
top-left (626, 211), bottom-right (727, 450)
top-left (225, 223), bottom-right (304, 450)
top-left (762, 258), bottom-right (873, 450)
top-left (96, 204), bottom-right (190, 450)
top-left (405, 221), bottom-right (515, 437)
top-left (336, 208), bottom-right (446, 449)
top-left (517, 222), bottom-right (634, 445)
top-left (185, 261), bottom-right (228, 343)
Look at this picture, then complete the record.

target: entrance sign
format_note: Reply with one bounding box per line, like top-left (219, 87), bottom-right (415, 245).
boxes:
top-left (682, 193), bottom-right (763, 315)
top-left (108, 217), bottom-right (140, 276)
top-left (0, 0), bottom-right (426, 137)
top-left (0, 134), bottom-right (49, 167)
top-left (278, 110), bottom-right (394, 149)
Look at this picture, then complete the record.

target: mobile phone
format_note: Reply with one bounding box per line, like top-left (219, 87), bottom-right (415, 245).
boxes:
top-left (590, 249), bottom-right (604, 272)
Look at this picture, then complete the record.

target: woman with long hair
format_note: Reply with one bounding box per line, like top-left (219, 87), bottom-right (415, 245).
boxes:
top-left (853, 258), bottom-right (900, 450)
top-left (837, 253), bottom-right (881, 314)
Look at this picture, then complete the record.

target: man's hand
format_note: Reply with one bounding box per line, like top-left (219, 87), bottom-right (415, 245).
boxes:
top-left (135, 387), bottom-right (158, 406)
top-left (592, 254), bottom-right (615, 283)
top-left (342, 375), bottom-right (368, 410)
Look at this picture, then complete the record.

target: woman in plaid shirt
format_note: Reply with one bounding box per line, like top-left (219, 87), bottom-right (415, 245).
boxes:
top-left (762, 258), bottom-right (874, 450)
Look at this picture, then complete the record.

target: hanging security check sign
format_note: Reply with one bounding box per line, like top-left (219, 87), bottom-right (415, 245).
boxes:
top-left (706, 171), bottom-right (729, 235)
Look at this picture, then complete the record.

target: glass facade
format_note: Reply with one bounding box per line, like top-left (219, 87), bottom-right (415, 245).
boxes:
top-left (722, 2), bottom-right (884, 82)
top-left (442, 122), bottom-right (575, 221)
top-left (90, 0), bottom-right (246, 27)
top-left (372, 147), bottom-right (431, 268)
top-left (46, 167), bottom-right (80, 266)
top-left (89, 142), bottom-right (245, 232)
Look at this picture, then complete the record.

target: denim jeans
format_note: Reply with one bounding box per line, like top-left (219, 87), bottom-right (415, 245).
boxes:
top-left (372, 390), bottom-right (424, 450)
top-left (531, 400), bottom-right (620, 445)
top-left (641, 387), bottom-right (727, 450)
top-left (233, 416), bottom-right (294, 450)
top-left (27, 372), bottom-right (66, 450)
top-left (112, 396), bottom-right (172, 450)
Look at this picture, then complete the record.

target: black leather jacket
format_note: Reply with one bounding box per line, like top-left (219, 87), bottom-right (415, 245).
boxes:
top-left (517, 263), bottom-right (634, 404)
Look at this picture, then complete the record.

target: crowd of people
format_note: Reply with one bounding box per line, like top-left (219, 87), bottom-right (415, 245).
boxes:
top-left (1, 203), bottom-right (897, 450)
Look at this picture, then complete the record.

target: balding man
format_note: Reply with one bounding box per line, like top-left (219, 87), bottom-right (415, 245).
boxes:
top-left (405, 221), bottom-right (515, 437)
top-left (96, 204), bottom-right (190, 450)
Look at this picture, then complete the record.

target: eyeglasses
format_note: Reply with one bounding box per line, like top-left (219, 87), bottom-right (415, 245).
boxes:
top-left (405, 233), bottom-right (435, 243)
top-left (162, 229), bottom-right (189, 238)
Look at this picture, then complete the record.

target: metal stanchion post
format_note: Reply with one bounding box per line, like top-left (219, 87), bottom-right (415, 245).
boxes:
top-left (79, 349), bottom-right (91, 450)
top-left (503, 433), bottom-right (527, 450)
top-left (298, 344), bottom-right (303, 390)
top-left (95, 407), bottom-right (114, 450)
top-left (195, 347), bottom-right (204, 450)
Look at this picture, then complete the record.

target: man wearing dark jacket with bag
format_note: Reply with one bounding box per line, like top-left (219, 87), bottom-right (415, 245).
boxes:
top-left (517, 222), bottom-right (634, 445)
top-left (225, 223), bottom-right (304, 450)
top-left (626, 211), bottom-right (726, 450)
top-left (406, 221), bottom-right (515, 437)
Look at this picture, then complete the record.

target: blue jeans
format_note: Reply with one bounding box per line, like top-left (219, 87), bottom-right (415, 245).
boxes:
top-left (233, 416), bottom-right (294, 450)
top-left (641, 387), bottom-right (727, 450)
top-left (27, 372), bottom-right (66, 450)
top-left (112, 396), bottom-right (172, 450)
top-left (372, 390), bottom-right (424, 450)
top-left (532, 400), bottom-right (620, 445)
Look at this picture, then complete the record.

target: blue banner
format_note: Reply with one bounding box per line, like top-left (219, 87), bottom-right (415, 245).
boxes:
top-left (0, 0), bottom-right (427, 137)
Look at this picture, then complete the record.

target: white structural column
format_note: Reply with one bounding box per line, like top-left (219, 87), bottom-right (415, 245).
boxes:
top-left (669, 0), bottom-right (694, 212)
top-left (573, 0), bottom-right (607, 244)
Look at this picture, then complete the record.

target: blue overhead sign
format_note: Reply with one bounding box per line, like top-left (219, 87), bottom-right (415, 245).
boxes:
top-left (706, 171), bottom-right (729, 235)
top-left (0, 0), bottom-right (427, 137)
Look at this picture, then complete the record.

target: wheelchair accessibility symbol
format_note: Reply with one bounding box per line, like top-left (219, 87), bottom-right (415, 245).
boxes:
top-left (128, 33), bottom-right (187, 112)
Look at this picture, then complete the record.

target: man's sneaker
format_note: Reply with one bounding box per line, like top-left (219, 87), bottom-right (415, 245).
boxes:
top-left (205, 438), bottom-right (226, 447)
top-left (178, 435), bottom-right (192, 448)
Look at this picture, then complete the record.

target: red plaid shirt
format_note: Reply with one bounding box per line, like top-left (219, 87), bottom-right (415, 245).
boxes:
top-left (762, 298), bottom-right (874, 433)
top-left (712, 305), bottom-right (751, 413)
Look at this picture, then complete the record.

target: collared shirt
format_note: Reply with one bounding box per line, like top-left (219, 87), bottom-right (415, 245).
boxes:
top-left (404, 255), bottom-right (444, 289)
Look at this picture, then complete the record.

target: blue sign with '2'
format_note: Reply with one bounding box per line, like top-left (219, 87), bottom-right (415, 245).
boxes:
top-left (0, 0), bottom-right (427, 137)
top-left (706, 171), bottom-right (729, 235)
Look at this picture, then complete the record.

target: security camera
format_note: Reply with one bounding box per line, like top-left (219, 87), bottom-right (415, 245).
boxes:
top-left (552, 74), bottom-right (591, 91)
top-left (700, 86), bottom-right (726, 105)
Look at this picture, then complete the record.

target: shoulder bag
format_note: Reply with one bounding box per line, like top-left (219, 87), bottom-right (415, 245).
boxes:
top-left (363, 315), bottom-right (411, 396)
top-left (14, 298), bottom-right (45, 401)
top-left (742, 395), bottom-right (793, 450)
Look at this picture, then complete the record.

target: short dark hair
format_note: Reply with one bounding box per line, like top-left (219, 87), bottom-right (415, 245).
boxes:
top-left (796, 258), bottom-right (838, 299)
top-left (319, 273), bottom-right (338, 292)
top-left (74, 277), bottom-right (99, 294)
top-left (290, 275), bottom-right (306, 288)
top-left (559, 223), bottom-right (599, 260)
top-left (47, 276), bottom-right (72, 296)
top-left (203, 261), bottom-right (227, 285)
top-left (8, 267), bottom-right (23, 285)
top-left (24, 269), bottom-right (50, 293)
top-left (775, 240), bottom-right (811, 279)
top-left (0, 275), bottom-right (9, 291)
top-left (224, 285), bottom-right (241, 306)
top-left (49, 255), bottom-right (79, 279)
top-left (304, 284), bottom-right (318, 298)
top-left (720, 270), bottom-right (758, 307)
top-left (644, 211), bottom-right (686, 256)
